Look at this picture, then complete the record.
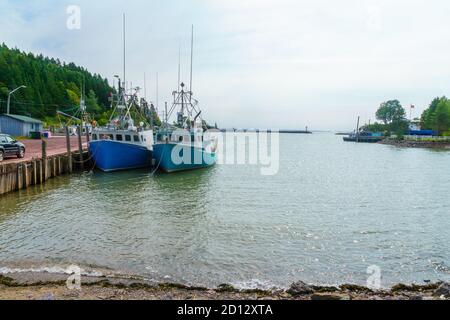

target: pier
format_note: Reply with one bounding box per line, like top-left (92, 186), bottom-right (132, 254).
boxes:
top-left (0, 131), bottom-right (89, 196)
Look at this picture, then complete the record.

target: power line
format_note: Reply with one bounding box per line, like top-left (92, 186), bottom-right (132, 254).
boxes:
top-left (0, 98), bottom-right (83, 110)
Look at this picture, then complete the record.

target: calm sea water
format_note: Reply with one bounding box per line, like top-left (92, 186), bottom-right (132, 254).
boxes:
top-left (0, 133), bottom-right (449, 289)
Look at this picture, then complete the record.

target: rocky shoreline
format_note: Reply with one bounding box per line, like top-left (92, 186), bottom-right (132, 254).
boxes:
top-left (379, 138), bottom-right (450, 149)
top-left (1, 273), bottom-right (449, 301)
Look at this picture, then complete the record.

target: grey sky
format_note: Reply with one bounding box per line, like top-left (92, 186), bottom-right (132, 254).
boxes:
top-left (1, 0), bottom-right (450, 130)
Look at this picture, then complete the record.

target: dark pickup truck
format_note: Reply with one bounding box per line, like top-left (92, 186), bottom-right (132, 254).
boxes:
top-left (0, 134), bottom-right (26, 162)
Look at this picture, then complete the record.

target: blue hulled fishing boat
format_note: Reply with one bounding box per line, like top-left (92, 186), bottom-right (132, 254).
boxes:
top-left (152, 26), bottom-right (218, 173)
top-left (89, 79), bottom-right (155, 172)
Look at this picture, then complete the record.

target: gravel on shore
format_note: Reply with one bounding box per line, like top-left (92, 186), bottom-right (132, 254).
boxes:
top-left (1, 273), bottom-right (449, 301)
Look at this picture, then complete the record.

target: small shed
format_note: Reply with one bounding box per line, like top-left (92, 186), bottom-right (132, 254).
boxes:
top-left (0, 114), bottom-right (43, 137)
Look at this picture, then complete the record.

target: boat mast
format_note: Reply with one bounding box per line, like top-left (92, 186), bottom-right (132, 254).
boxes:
top-left (165, 102), bottom-right (168, 127)
top-left (189, 25), bottom-right (194, 102)
top-left (123, 13), bottom-right (126, 93)
top-left (156, 72), bottom-right (159, 114)
top-left (356, 116), bottom-right (360, 143)
top-left (178, 44), bottom-right (181, 93)
top-left (181, 83), bottom-right (185, 127)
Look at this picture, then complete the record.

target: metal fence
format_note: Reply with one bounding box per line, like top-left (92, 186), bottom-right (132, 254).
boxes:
top-left (403, 135), bottom-right (450, 141)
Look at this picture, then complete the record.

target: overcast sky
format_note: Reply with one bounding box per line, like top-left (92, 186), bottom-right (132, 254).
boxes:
top-left (1, 0), bottom-right (450, 130)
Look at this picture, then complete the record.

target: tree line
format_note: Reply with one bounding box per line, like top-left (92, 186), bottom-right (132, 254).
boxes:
top-left (0, 43), bottom-right (113, 125)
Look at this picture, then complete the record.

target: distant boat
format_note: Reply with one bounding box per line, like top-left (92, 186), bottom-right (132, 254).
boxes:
top-left (343, 116), bottom-right (384, 143)
top-left (343, 131), bottom-right (384, 143)
top-left (335, 132), bottom-right (352, 136)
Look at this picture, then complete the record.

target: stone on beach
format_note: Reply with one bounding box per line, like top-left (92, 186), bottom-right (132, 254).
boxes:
top-left (433, 283), bottom-right (450, 298)
top-left (287, 281), bottom-right (314, 296)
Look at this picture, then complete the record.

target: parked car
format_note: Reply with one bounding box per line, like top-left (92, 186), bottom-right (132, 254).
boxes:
top-left (0, 134), bottom-right (26, 162)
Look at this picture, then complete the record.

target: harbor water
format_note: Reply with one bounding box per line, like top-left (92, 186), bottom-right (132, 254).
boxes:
top-left (0, 133), bottom-right (449, 289)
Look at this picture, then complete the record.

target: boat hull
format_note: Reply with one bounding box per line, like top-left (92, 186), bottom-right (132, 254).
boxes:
top-left (89, 140), bottom-right (153, 172)
top-left (343, 137), bottom-right (384, 143)
top-left (153, 143), bottom-right (217, 173)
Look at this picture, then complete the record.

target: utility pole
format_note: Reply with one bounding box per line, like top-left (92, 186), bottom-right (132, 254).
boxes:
top-left (7, 85), bottom-right (27, 115)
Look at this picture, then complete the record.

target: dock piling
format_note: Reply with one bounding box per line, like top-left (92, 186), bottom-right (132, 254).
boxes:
top-left (77, 126), bottom-right (84, 170)
top-left (65, 126), bottom-right (73, 174)
top-left (33, 160), bottom-right (37, 185)
top-left (42, 138), bottom-right (47, 181)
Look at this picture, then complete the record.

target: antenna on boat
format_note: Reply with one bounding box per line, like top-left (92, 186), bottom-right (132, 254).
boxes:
top-left (156, 72), bottom-right (159, 113)
top-left (165, 102), bottom-right (168, 126)
top-left (189, 24), bottom-right (194, 101)
top-left (178, 44), bottom-right (181, 93)
top-left (123, 13), bottom-right (126, 91)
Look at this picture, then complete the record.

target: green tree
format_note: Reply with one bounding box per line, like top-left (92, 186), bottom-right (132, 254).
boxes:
top-left (361, 122), bottom-right (385, 133)
top-left (420, 97), bottom-right (442, 129)
top-left (420, 97), bottom-right (450, 135)
top-left (85, 90), bottom-right (102, 116)
top-left (66, 89), bottom-right (80, 106)
top-left (375, 100), bottom-right (406, 125)
top-left (433, 99), bottom-right (450, 135)
top-left (375, 100), bottom-right (407, 135)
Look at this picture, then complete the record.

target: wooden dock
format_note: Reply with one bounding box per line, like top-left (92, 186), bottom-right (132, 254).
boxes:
top-left (0, 133), bottom-right (90, 196)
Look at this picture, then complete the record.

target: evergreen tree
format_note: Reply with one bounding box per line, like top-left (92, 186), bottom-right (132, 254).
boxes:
top-left (0, 44), bottom-right (113, 121)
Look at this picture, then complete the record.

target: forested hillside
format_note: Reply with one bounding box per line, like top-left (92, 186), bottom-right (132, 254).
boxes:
top-left (0, 44), bottom-right (113, 124)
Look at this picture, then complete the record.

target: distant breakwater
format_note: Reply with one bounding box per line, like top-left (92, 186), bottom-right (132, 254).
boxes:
top-left (220, 129), bottom-right (313, 134)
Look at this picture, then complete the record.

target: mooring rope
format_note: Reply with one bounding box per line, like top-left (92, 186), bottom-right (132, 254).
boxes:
top-left (150, 147), bottom-right (165, 175)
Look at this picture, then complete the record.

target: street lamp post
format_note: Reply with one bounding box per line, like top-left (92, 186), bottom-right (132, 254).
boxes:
top-left (7, 85), bottom-right (27, 115)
